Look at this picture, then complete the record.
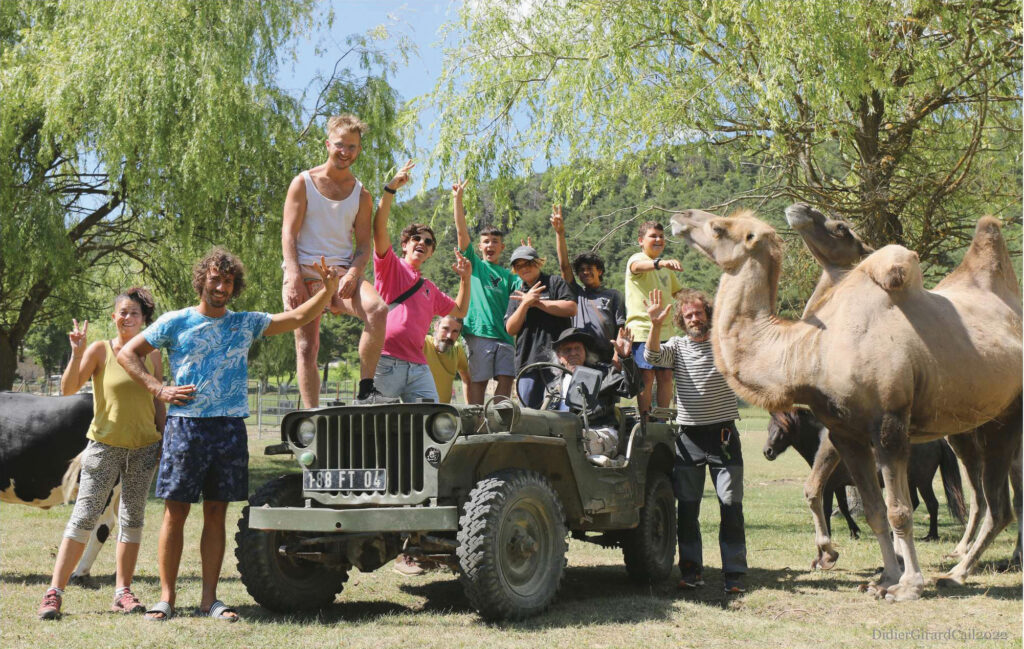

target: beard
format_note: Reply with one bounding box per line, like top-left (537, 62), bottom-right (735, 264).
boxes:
top-left (685, 321), bottom-right (710, 339)
top-left (435, 339), bottom-right (452, 354)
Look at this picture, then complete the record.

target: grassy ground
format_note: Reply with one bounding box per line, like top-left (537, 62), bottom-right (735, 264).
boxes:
top-left (3, 410), bottom-right (1020, 649)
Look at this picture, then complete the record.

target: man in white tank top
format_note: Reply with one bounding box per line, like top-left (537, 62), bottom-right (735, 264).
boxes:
top-left (281, 114), bottom-right (393, 406)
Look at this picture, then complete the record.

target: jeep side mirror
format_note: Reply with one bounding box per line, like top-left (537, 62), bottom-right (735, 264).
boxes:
top-left (565, 366), bottom-right (603, 413)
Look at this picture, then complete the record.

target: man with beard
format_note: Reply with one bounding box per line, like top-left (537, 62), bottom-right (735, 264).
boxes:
top-left (643, 288), bottom-right (747, 595)
top-left (423, 315), bottom-right (471, 404)
top-left (118, 248), bottom-right (340, 621)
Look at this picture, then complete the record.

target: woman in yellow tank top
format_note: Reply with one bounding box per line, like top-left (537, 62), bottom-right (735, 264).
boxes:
top-left (38, 288), bottom-right (165, 621)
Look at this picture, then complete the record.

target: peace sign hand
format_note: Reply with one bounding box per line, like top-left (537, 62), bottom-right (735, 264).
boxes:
top-left (549, 204), bottom-right (564, 235)
top-left (386, 160), bottom-right (416, 193)
top-left (452, 247), bottom-right (472, 279)
top-left (68, 319), bottom-right (88, 357)
top-left (452, 178), bottom-right (468, 201)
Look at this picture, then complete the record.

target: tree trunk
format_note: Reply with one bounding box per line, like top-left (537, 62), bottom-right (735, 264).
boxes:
top-left (0, 331), bottom-right (20, 391)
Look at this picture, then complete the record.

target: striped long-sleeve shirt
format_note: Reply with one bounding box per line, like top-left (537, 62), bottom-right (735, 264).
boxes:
top-left (644, 335), bottom-right (739, 426)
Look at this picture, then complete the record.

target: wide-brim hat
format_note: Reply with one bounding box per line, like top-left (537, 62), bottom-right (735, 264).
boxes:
top-left (509, 245), bottom-right (540, 264)
top-left (552, 327), bottom-right (594, 350)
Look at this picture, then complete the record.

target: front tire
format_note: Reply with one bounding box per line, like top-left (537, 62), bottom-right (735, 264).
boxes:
top-left (622, 472), bottom-right (677, 583)
top-left (457, 470), bottom-right (567, 621)
top-left (235, 475), bottom-right (348, 612)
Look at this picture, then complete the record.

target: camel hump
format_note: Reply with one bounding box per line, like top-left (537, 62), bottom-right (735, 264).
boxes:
top-left (859, 245), bottom-right (923, 293)
top-left (937, 216), bottom-right (1020, 297)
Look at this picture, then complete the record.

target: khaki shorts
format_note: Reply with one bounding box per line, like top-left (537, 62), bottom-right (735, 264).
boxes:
top-left (283, 264), bottom-right (355, 312)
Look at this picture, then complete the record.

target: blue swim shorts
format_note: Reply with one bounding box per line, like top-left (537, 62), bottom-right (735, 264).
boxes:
top-left (155, 416), bottom-right (249, 503)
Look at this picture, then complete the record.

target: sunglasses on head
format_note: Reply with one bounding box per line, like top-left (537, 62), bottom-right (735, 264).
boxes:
top-left (410, 234), bottom-right (435, 247)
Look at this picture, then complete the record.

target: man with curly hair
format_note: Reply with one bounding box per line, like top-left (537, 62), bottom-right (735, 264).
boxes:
top-left (118, 247), bottom-right (340, 622)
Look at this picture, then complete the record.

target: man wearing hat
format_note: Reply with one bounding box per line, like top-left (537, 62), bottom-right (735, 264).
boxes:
top-left (549, 327), bottom-right (640, 465)
top-left (504, 245), bottom-right (576, 408)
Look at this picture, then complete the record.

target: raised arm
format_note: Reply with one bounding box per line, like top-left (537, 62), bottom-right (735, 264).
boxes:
top-left (265, 257), bottom-right (341, 336)
top-left (550, 205), bottom-right (574, 284)
top-left (643, 289), bottom-right (674, 363)
top-left (447, 248), bottom-right (473, 318)
top-left (453, 179), bottom-right (470, 252)
top-left (373, 160), bottom-right (416, 257)
top-left (60, 319), bottom-right (102, 394)
top-left (281, 174), bottom-right (307, 309)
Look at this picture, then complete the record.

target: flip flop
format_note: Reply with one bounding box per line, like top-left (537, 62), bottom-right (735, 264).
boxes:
top-left (198, 599), bottom-right (239, 622)
top-left (144, 600), bottom-right (174, 622)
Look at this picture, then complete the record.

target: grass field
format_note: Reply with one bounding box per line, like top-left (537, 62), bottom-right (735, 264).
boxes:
top-left (2, 409), bottom-right (1020, 649)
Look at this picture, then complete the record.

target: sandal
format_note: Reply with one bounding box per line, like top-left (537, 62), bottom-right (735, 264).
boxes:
top-left (144, 600), bottom-right (174, 621)
top-left (198, 599), bottom-right (239, 622)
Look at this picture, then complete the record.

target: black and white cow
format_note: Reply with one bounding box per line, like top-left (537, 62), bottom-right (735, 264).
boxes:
top-left (0, 391), bottom-right (120, 582)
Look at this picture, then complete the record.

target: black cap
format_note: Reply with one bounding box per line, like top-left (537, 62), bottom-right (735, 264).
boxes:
top-left (509, 245), bottom-right (540, 264)
top-left (552, 327), bottom-right (594, 350)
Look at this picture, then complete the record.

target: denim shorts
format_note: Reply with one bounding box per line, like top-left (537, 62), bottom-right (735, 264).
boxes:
top-left (155, 416), bottom-right (249, 503)
top-left (464, 334), bottom-right (516, 382)
top-left (374, 356), bottom-right (439, 402)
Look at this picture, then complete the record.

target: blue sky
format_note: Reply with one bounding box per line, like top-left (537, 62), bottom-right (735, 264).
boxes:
top-left (281, 1), bottom-right (457, 186)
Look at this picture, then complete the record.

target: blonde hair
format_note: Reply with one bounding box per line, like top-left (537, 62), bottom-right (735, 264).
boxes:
top-left (327, 114), bottom-right (368, 139)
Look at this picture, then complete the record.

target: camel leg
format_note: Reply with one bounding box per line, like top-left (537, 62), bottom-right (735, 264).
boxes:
top-left (805, 435), bottom-right (842, 570)
top-left (939, 401), bottom-right (1022, 586)
top-left (835, 486), bottom-right (861, 539)
top-left (829, 433), bottom-right (901, 592)
top-left (945, 433), bottom-right (985, 558)
top-left (918, 479), bottom-right (940, 541)
top-left (1009, 446), bottom-right (1022, 569)
top-left (874, 412), bottom-right (925, 602)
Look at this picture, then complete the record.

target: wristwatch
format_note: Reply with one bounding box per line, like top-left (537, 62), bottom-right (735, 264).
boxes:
top-left (653, 258), bottom-right (661, 270)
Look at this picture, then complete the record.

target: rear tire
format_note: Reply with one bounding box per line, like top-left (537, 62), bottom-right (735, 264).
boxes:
top-left (622, 472), bottom-right (677, 583)
top-left (235, 475), bottom-right (348, 612)
top-left (457, 470), bottom-right (567, 621)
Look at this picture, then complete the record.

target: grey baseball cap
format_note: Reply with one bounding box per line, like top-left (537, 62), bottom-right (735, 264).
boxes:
top-left (509, 245), bottom-right (540, 264)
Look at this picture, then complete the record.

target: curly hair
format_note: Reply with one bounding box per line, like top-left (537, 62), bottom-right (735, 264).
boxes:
top-left (115, 287), bottom-right (156, 325)
top-left (400, 223), bottom-right (437, 248)
top-left (673, 288), bottom-right (713, 331)
top-left (326, 113), bottom-right (368, 139)
top-left (192, 247), bottom-right (246, 299)
top-left (571, 252), bottom-right (605, 278)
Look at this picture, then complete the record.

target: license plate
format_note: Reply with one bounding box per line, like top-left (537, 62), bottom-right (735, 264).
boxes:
top-left (304, 469), bottom-right (387, 492)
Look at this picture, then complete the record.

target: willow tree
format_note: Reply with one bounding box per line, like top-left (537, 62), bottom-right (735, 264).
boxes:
top-left (431, 0), bottom-right (1021, 266)
top-left (0, 1), bottom-right (408, 390)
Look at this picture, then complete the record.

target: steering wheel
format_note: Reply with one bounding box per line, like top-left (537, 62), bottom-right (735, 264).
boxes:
top-left (514, 362), bottom-right (571, 409)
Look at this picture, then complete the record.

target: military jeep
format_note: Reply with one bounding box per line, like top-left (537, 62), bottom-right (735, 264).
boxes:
top-left (235, 364), bottom-right (679, 621)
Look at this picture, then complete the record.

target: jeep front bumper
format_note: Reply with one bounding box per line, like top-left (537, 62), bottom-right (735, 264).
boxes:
top-left (248, 505), bottom-right (459, 533)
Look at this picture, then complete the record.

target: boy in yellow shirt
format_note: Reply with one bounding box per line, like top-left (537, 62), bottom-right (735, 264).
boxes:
top-left (624, 221), bottom-right (684, 414)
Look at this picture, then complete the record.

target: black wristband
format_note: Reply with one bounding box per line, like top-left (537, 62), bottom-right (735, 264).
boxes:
top-left (383, 185), bottom-right (397, 195)
top-left (653, 258), bottom-right (661, 270)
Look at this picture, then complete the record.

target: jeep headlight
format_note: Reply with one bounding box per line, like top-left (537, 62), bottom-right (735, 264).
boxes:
top-left (428, 412), bottom-right (459, 443)
top-left (295, 419), bottom-right (316, 447)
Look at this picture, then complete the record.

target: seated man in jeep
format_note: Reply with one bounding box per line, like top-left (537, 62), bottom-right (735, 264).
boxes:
top-left (548, 327), bottom-right (640, 466)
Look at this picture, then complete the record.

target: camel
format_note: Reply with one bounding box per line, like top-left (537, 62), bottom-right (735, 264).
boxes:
top-left (783, 203), bottom-right (1022, 572)
top-left (671, 208), bottom-right (1022, 601)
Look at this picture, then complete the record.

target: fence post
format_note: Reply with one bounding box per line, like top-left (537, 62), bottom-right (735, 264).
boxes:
top-left (256, 381), bottom-right (262, 438)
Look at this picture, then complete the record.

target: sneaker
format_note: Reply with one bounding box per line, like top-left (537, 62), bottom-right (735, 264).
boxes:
top-left (352, 389), bottom-right (400, 405)
top-left (112, 588), bottom-right (146, 614)
top-left (38, 589), bottom-right (62, 620)
top-left (393, 553), bottom-right (425, 576)
top-left (678, 563), bottom-right (704, 590)
top-left (723, 572), bottom-right (746, 594)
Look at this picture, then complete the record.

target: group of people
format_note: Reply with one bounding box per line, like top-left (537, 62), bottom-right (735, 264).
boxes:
top-left (38, 113), bottom-right (748, 622)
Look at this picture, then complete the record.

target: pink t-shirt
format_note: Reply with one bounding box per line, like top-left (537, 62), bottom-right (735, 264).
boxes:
top-left (374, 247), bottom-right (456, 364)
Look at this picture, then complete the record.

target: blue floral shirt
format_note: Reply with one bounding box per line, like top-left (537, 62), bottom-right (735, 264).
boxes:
top-left (143, 307), bottom-right (272, 418)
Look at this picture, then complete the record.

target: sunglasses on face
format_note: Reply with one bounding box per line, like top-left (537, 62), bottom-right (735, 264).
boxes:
top-left (410, 234), bottom-right (435, 247)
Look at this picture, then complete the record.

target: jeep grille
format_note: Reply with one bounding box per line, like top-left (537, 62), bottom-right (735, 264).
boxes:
top-left (313, 410), bottom-right (426, 502)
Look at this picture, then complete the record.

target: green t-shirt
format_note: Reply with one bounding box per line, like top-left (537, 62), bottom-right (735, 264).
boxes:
top-left (624, 251), bottom-right (684, 340)
top-left (461, 245), bottom-right (521, 344)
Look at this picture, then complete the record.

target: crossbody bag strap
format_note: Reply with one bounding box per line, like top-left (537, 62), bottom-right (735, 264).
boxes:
top-left (388, 277), bottom-right (425, 311)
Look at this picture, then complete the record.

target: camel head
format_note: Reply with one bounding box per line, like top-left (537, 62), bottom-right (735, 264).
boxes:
top-left (784, 203), bottom-right (873, 271)
top-left (673, 208), bottom-right (783, 271)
